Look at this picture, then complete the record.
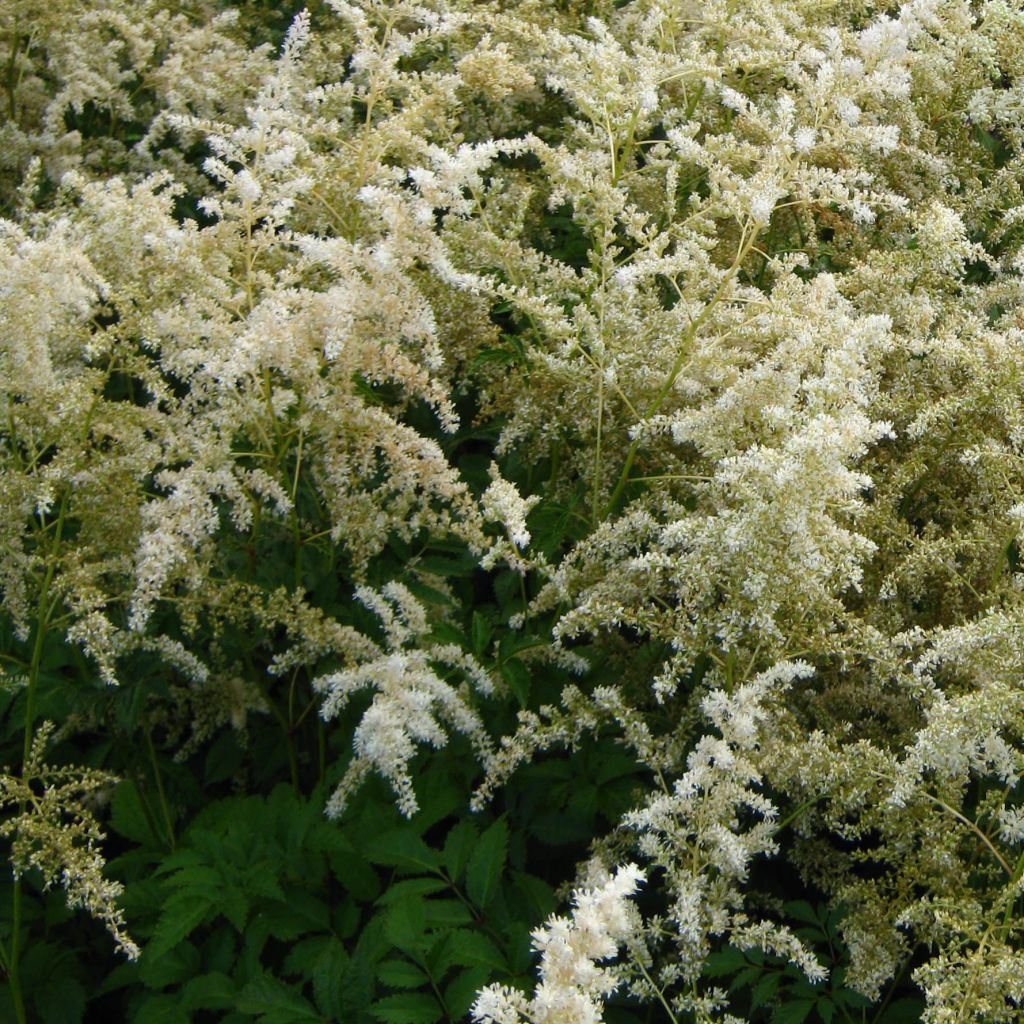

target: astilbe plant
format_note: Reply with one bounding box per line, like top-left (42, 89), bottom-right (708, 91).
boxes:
top-left (4, 0), bottom-right (1024, 1022)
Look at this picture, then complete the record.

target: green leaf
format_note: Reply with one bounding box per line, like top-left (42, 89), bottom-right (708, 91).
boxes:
top-left (365, 829), bottom-right (441, 874)
top-left (503, 923), bottom-right (534, 975)
top-left (139, 939), bottom-right (201, 989)
top-left (466, 817), bottom-right (508, 909)
top-left (440, 930), bottom-right (507, 973)
top-left (181, 972), bottom-right (236, 1011)
top-left (284, 936), bottom-right (331, 980)
top-left (772, 999), bottom-right (816, 1024)
top-left (783, 901), bottom-right (822, 927)
top-left (444, 966), bottom-right (492, 1019)
top-left (375, 878), bottom-right (448, 905)
top-left (369, 993), bottom-right (441, 1024)
top-left (237, 974), bottom-right (323, 1024)
top-left (260, 888), bottom-right (331, 940)
top-left (471, 611), bottom-right (493, 658)
top-left (512, 872), bottom-right (556, 921)
top-left (470, 347), bottom-right (518, 368)
top-left (36, 978), bottom-right (86, 1024)
top-left (204, 730), bottom-right (246, 785)
top-left (750, 971), bottom-right (782, 1009)
top-left (876, 998), bottom-right (927, 1023)
top-left (340, 948), bottom-right (376, 1016)
top-left (415, 554), bottom-right (477, 578)
top-left (729, 966), bottom-right (764, 992)
top-left (594, 750), bottom-right (642, 786)
top-left (110, 778), bottom-right (163, 848)
top-left (703, 946), bottom-right (748, 979)
top-left (377, 959), bottom-right (429, 989)
top-left (422, 899), bottom-right (474, 928)
top-left (442, 822), bottom-right (478, 882)
top-left (145, 889), bottom-right (208, 956)
top-left (500, 659), bottom-right (531, 707)
top-left (325, 838), bottom-right (381, 901)
top-left (312, 938), bottom-right (350, 1019)
top-left (95, 962), bottom-right (139, 998)
top-left (384, 897), bottom-right (430, 954)
top-left (129, 994), bottom-right (191, 1024)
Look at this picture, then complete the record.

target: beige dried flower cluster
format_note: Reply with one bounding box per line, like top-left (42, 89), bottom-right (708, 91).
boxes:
top-left (4, 0), bottom-right (1024, 1020)
top-left (0, 723), bottom-right (138, 958)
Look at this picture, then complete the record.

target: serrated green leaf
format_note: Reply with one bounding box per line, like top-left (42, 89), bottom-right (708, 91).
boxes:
top-left (139, 939), bottom-right (201, 989)
top-left (504, 922), bottom-right (534, 975)
top-left (440, 930), bottom-right (507, 973)
top-left (326, 844), bottom-right (381, 902)
top-left (783, 901), bottom-right (823, 928)
top-left (237, 974), bottom-right (323, 1024)
top-left (340, 949), bottom-right (376, 1015)
top-left (377, 958), bottom-right (429, 989)
top-left (750, 971), bottom-right (782, 1009)
top-left (95, 962), bottom-right (138, 998)
top-left (415, 555), bottom-right (475, 578)
top-left (442, 822), bottom-right (478, 882)
top-left (423, 899), bottom-right (473, 928)
top-left (470, 347), bottom-right (517, 368)
top-left (466, 818), bottom-right (508, 908)
top-left (204, 730), bottom-right (245, 786)
top-left (512, 872), bottom-right (556, 921)
top-left (501, 659), bottom-right (531, 707)
top-left (384, 897), bottom-right (429, 954)
top-left (146, 897), bottom-right (210, 961)
top-left (284, 936), bottom-right (331, 980)
top-left (36, 977), bottom-right (86, 1024)
top-left (110, 778), bottom-right (162, 848)
top-left (260, 887), bottom-right (330, 940)
top-left (471, 611), bottom-right (493, 658)
top-left (129, 994), bottom-right (190, 1024)
top-left (376, 878), bottom-right (448, 905)
top-left (181, 972), bottom-right (236, 1011)
top-left (312, 938), bottom-right (349, 1018)
top-left (876, 997), bottom-right (927, 1023)
top-left (594, 750), bottom-right (642, 786)
top-left (444, 966), bottom-right (492, 1019)
top-left (365, 829), bottom-right (441, 874)
top-left (704, 947), bottom-right (748, 979)
top-left (730, 966), bottom-right (764, 992)
top-left (772, 998), bottom-right (816, 1024)
top-left (370, 992), bottom-right (441, 1024)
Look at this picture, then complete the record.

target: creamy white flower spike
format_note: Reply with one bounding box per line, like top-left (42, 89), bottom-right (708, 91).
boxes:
top-left (473, 864), bottom-right (645, 1024)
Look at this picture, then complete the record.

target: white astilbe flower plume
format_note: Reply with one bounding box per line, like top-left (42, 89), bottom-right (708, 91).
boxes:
top-left (472, 864), bottom-right (645, 1024)
top-left (481, 464), bottom-right (538, 550)
top-left (314, 582), bottom-right (497, 818)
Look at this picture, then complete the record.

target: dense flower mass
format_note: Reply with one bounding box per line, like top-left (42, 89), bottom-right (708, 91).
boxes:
top-left (4, 0), bottom-right (1024, 1020)
top-left (472, 863), bottom-right (646, 1024)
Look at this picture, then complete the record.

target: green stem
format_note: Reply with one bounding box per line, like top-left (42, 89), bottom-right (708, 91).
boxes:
top-left (247, 662), bottom-right (300, 791)
top-left (8, 494), bottom-right (69, 1024)
top-left (1000, 847), bottom-right (1024, 933)
top-left (5, 25), bottom-right (19, 123)
top-left (636, 958), bottom-right (679, 1024)
top-left (145, 728), bottom-right (176, 850)
top-left (592, 367), bottom-right (604, 525)
top-left (7, 880), bottom-right (25, 1024)
top-left (776, 797), bottom-right (819, 832)
top-left (317, 718), bottom-right (326, 786)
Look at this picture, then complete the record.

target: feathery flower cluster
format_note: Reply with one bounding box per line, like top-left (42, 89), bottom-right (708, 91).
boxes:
top-left (472, 864), bottom-right (645, 1024)
top-left (314, 583), bottom-right (497, 818)
top-left (4, 0), bottom-right (1024, 1019)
